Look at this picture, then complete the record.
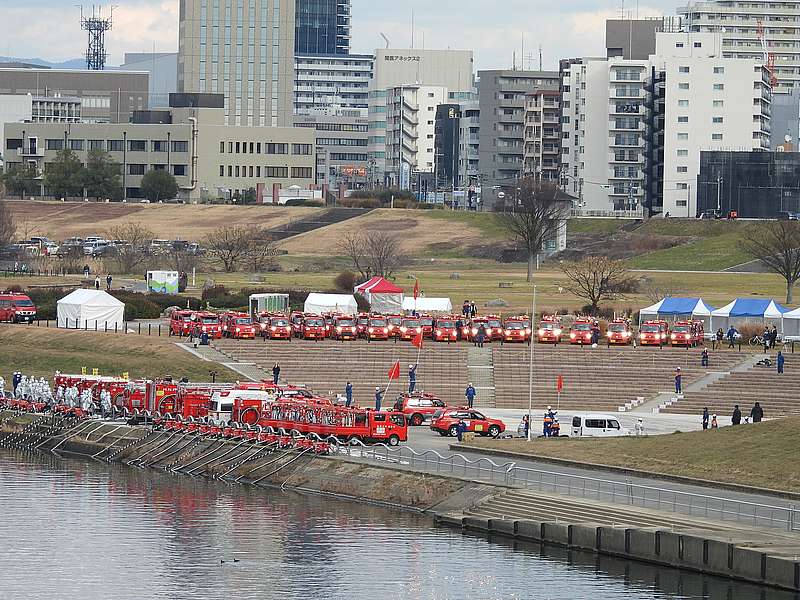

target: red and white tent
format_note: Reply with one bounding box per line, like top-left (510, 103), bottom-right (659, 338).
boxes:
top-left (354, 276), bottom-right (404, 313)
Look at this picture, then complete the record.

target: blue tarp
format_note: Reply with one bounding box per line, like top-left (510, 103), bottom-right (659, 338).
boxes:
top-left (715, 298), bottom-right (790, 318)
top-left (658, 298), bottom-right (708, 315)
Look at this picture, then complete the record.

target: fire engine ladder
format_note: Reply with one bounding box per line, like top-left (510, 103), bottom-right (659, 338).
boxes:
top-left (467, 347), bottom-right (495, 408)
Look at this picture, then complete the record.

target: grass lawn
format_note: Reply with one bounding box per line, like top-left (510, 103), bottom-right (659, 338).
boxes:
top-left (420, 210), bottom-right (508, 239)
top-left (0, 326), bottom-right (239, 382)
top-left (628, 233), bottom-right (752, 271)
top-left (567, 218), bottom-right (631, 235)
top-left (469, 417), bottom-right (800, 493)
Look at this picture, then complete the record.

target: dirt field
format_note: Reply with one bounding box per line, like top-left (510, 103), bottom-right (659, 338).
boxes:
top-left (7, 200), bottom-right (322, 240)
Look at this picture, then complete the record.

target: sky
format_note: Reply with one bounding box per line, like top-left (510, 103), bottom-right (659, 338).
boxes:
top-left (0, 0), bottom-right (682, 70)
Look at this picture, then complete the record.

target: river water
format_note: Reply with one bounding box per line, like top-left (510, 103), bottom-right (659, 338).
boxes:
top-left (0, 450), bottom-right (796, 600)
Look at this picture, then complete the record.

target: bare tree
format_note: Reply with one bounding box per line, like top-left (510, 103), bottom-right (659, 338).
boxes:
top-left (640, 279), bottom-right (684, 304)
top-left (0, 201), bottom-right (15, 247)
top-left (496, 177), bottom-right (572, 281)
top-left (243, 226), bottom-right (279, 272)
top-left (742, 221), bottom-right (800, 303)
top-left (337, 230), bottom-right (404, 279)
top-left (106, 223), bottom-right (154, 274)
top-left (561, 256), bottom-right (638, 315)
top-left (205, 226), bottom-right (253, 272)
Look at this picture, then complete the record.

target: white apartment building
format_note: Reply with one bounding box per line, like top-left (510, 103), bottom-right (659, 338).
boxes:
top-left (679, 0), bottom-right (800, 93)
top-left (293, 53), bottom-right (373, 114)
top-left (560, 32), bottom-right (771, 217)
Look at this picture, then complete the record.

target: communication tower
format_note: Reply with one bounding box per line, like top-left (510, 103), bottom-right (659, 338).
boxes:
top-left (80, 5), bottom-right (113, 71)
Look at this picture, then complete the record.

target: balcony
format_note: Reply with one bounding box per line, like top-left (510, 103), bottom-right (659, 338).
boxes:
top-left (17, 146), bottom-right (44, 157)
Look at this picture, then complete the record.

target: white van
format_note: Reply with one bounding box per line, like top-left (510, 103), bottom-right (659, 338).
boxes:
top-left (570, 413), bottom-right (631, 437)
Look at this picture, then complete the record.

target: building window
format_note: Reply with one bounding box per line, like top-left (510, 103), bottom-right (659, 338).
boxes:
top-left (69, 139), bottom-right (84, 151)
top-left (676, 42), bottom-right (684, 48)
top-left (678, 100), bottom-right (689, 107)
top-left (693, 41), bottom-right (702, 48)
top-left (292, 143), bottom-right (313, 155)
top-left (129, 164), bottom-right (146, 175)
top-left (173, 164), bottom-right (187, 176)
top-left (713, 66), bottom-right (725, 74)
top-left (677, 183), bottom-right (688, 190)
top-left (228, 166), bottom-right (233, 177)
top-left (677, 149), bottom-right (688, 157)
top-left (678, 133), bottom-right (689, 140)
top-left (712, 117), bottom-right (724, 124)
top-left (129, 140), bottom-right (146, 152)
top-left (266, 143), bottom-right (288, 154)
top-left (677, 166), bottom-right (688, 173)
top-left (235, 166), bottom-right (240, 177)
top-left (46, 139), bottom-right (64, 151)
top-left (89, 140), bottom-right (105, 151)
top-left (265, 166), bottom-right (288, 177)
top-left (291, 167), bottom-right (313, 179)
top-left (107, 140), bottom-right (123, 152)
top-left (220, 141), bottom-right (225, 153)
top-left (219, 165), bottom-right (224, 176)
top-left (679, 83), bottom-right (690, 90)
top-left (713, 83), bottom-right (725, 91)
top-left (235, 142), bottom-right (241, 154)
top-left (712, 133), bottom-right (723, 141)
top-left (151, 140), bottom-right (168, 152)
top-left (679, 66), bottom-right (690, 73)
top-left (172, 141), bottom-right (189, 153)
top-left (713, 100), bottom-right (724, 108)
top-left (678, 116), bottom-right (689, 123)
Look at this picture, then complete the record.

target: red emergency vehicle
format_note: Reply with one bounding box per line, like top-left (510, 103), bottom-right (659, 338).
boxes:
top-left (356, 313), bottom-right (370, 337)
top-left (537, 316), bottom-right (563, 344)
top-left (221, 312), bottom-right (257, 339)
top-left (386, 314), bottom-right (403, 338)
top-left (331, 315), bottom-right (358, 340)
top-left (639, 320), bottom-right (669, 346)
top-left (569, 318), bottom-right (595, 345)
top-left (606, 319), bottom-right (633, 345)
top-left (418, 315), bottom-right (435, 338)
top-left (463, 317), bottom-right (492, 343)
top-left (169, 310), bottom-right (196, 336)
top-left (194, 312), bottom-right (223, 339)
top-left (54, 373), bottom-right (130, 407)
top-left (365, 315), bottom-right (390, 341)
top-left (433, 316), bottom-right (459, 342)
top-left (300, 314), bottom-right (327, 340)
top-left (485, 316), bottom-right (504, 341)
top-left (290, 311), bottom-right (305, 337)
top-left (430, 408), bottom-right (505, 438)
top-left (670, 320), bottom-right (704, 347)
top-left (398, 317), bottom-right (423, 341)
top-left (0, 292), bottom-right (37, 323)
top-left (265, 314), bottom-right (292, 340)
top-left (502, 317), bottom-right (530, 343)
top-left (392, 392), bottom-right (447, 426)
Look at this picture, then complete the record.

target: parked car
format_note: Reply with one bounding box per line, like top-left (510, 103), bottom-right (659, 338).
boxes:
top-left (570, 414), bottom-right (630, 437)
top-left (430, 408), bottom-right (505, 438)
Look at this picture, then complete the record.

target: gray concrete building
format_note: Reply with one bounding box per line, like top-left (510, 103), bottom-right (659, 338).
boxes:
top-left (771, 88), bottom-right (800, 148)
top-left (294, 53), bottom-right (373, 114)
top-left (477, 69), bottom-right (559, 197)
top-left (118, 52), bottom-right (179, 109)
top-left (605, 19), bottom-right (662, 60)
top-left (178, 0), bottom-right (296, 127)
top-left (0, 66), bottom-right (149, 123)
top-left (3, 94), bottom-right (315, 203)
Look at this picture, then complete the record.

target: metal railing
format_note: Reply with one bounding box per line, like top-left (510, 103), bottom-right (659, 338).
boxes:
top-left (342, 443), bottom-right (800, 532)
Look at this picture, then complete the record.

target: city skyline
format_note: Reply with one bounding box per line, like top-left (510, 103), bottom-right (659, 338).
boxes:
top-left (2, 0), bottom-right (676, 71)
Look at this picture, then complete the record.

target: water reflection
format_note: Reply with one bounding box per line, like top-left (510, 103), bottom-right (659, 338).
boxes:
top-left (0, 450), bottom-right (796, 600)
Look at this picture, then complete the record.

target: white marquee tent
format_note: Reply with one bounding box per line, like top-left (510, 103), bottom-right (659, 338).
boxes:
top-left (57, 289), bottom-right (125, 329)
top-left (402, 297), bottom-right (453, 314)
top-left (303, 293), bottom-right (358, 316)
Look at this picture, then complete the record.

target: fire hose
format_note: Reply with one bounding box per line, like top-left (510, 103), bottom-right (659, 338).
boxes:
top-left (48, 420), bottom-right (106, 454)
top-left (126, 431), bottom-right (181, 465)
top-left (251, 447), bottom-right (313, 485)
top-left (211, 443), bottom-right (269, 479)
top-left (170, 440), bottom-right (228, 473)
top-left (137, 433), bottom-right (193, 468)
top-left (218, 443), bottom-right (279, 480)
top-left (186, 437), bottom-right (252, 477)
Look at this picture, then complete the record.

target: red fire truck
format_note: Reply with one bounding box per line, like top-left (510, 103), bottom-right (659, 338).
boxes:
top-left (169, 310), bottom-right (196, 336)
top-left (433, 316), bottom-right (459, 342)
top-left (356, 313), bottom-right (370, 337)
top-left (670, 320), bottom-right (704, 347)
top-left (569, 318), bottom-right (595, 345)
top-left (392, 392), bottom-right (447, 426)
top-left (0, 292), bottom-right (37, 323)
top-left (300, 314), bottom-right (327, 340)
top-left (463, 317), bottom-right (492, 343)
top-left (398, 317), bottom-right (423, 341)
top-left (265, 314), bottom-right (292, 340)
top-left (386, 314), bottom-right (403, 339)
top-left (502, 317), bottom-right (530, 343)
top-left (194, 311), bottom-right (223, 339)
top-left (290, 311), bottom-right (305, 337)
top-left (606, 319), bottom-right (633, 346)
top-left (536, 316), bottom-right (563, 344)
top-left (365, 315), bottom-right (390, 341)
top-left (331, 315), bottom-right (358, 340)
top-left (53, 373), bottom-right (130, 406)
top-left (221, 312), bottom-right (257, 339)
top-left (485, 315), bottom-right (504, 342)
top-left (639, 320), bottom-right (669, 346)
top-left (418, 315), bottom-right (435, 338)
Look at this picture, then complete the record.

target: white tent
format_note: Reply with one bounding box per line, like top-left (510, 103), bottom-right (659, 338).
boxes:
top-left (639, 297), bottom-right (716, 329)
top-left (402, 297), bottom-right (453, 314)
top-left (710, 298), bottom-right (789, 334)
top-left (781, 307), bottom-right (800, 340)
top-left (57, 289), bottom-right (125, 329)
top-left (354, 277), bottom-right (404, 313)
top-left (303, 293), bottom-right (358, 315)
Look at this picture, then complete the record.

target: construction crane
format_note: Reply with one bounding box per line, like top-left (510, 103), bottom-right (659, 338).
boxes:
top-left (757, 19), bottom-right (778, 88)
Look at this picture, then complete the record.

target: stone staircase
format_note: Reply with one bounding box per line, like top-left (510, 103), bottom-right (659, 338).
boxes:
top-left (264, 207), bottom-right (372, 241)
top-left (467, 346), bottom-right (495, 408)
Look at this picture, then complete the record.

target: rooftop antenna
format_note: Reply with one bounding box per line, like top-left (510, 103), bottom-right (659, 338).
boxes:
top-left (380, 32), bottom-right (390, 49)
top-left (620, 0), bottom-right (625, 19)
top-left (539, 44), bottom-right (543, 70)
top-left (80, 4), bottom-right (114, 71)
top-left (410, 8), bottom-right (414, 49)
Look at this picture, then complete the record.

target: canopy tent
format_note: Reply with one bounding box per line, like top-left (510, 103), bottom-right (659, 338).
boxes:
top-left (402, 297), bottom-right (453, 315)
top-left (303, 293), bottom-right (358, 316)
top-left (354, 277), bottom-right (404, 313)
top-left (57, 289), bottom-right (125, 329)
top-left (639, 297), bottom-right (716, 329)
top-left (710, 298), bottom-right (790, 334)
top-left (782, 307), bottom-right (800, 340)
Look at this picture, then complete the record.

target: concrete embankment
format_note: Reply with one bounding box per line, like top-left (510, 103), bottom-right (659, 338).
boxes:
top-left (1, 411), bottom-right (798, 593)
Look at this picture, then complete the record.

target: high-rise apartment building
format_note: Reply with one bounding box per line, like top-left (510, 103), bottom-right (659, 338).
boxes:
top-left (477, 70), bottom-right (560, 195)
top-left (177, 0), bottom-right (296, 127)
top-left (295, 0), bottom-right (351, 55)
top-left (678, 1), bottom-right (800, 93)
top-left (293, 53), bottom-right (373, 114)
top-left (523, 90), bottom-right (562, 181)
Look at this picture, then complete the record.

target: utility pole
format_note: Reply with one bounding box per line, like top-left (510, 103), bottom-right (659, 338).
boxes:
top-left (527, 284), bottom-right (537, 442)
top-left (716, 174), bottom-right (723, 213)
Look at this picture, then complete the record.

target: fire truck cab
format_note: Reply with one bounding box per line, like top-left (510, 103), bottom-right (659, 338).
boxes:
top-left (606, 319), bottom-right (633, 346)
top-left (502, 317), bottom-right (530, 343)
top-left (386, 314), bottom-right (403, 338)
top-left (265, 314), bottom-right (292, 340)
top-left (670, 320), bottom-right (704, 347)
top-left (569, 318), bottom-right (595, 345)
top-left (0, 293), bottom-right (37, 323)
top-left (366, 316), bottom-right (390, 341)
top-left (356, 313), bottom-right (370, 337)
top-left (433, 316), bottom-right (459, 342)
top-left (221, 312), bottom-right (257, 339)
top-left (418, 315), bottom-right (434, 338)
top-left (537, 316), bottom-right (563, 344)
top-left (639, 320), bottom-right (669, 346)
top-left (300, 314), bottom-right (327, 340)
top-left (398, 317), bottom-right (423, 341)
top-left (331, 315), bottom-right (358, 340)
top-left (290, 311), bottom-right (305, 337)
top-left (463, 317), bottom-right (492, 343)
top-left (195, 312), bottom-right (223, 339)
top-left (169, 310), bottom-right (196, 336)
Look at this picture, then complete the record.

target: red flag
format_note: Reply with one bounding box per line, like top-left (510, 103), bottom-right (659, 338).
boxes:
top-left (556, 375), bottom-right (564, 392)
top-left (413, 279), bottom-right (419, 300)
top-left (411, 332), bottom-right (424, 349)
top-left (387, 360), bottom-right (401, 380)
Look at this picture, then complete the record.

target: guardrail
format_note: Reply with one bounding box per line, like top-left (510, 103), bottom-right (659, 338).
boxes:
top-left (344, 443), bottom-right (800, 532)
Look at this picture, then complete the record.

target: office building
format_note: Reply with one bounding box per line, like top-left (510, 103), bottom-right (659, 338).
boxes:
top-left (295, 0), bottom-right (350, 55)
top-left (118, 52), bottom-right (179, 108)
top-left (293, 53), bottom-right (373, 114)
top-left (433, 101), bottom-right (480, 208)
top-left (177, 0), bottom-right (296, 127)
top-left (3, 93), bottom-right (315, 202)
top-left (697, 150), bottom-right (800, 217)
top-left (293, 106), bottom-right (369, 188)
top-left (0, 66), bottom-right (148, 123)
top-left (560, 31), bottom-right (771, 217)
top-left (477, 69), bottom-right (560, 197)
top-left (678, 0), bottom-right (800, 93)
top-left (0, 94), bottom-right (82, 127)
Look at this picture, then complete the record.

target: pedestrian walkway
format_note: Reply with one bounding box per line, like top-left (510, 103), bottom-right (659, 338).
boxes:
top-left (467, 346), bottom-right (495, 408)
top-left (175, 342), bottom-right (268, 382)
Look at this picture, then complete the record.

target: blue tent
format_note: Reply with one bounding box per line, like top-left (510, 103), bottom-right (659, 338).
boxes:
top-left (639, 297), bottom-right (715, 326)
top-left (711, 298), bottom-right (790, 333)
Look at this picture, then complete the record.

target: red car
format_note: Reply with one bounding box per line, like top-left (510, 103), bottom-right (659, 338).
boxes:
top-left (430, 408), bottom-right (505, 438)
top-left (670, 320), bottom-right (704, 347)
top-left (0, 292), bottom-right (37, 323)
top-left (606, 319), bottom-right (633, 346)
top-left (169, 310), bottom-right (195, 336)
top-left (398, 317), bottom-right (423, 341)
top-left (433, 317), bottom-right (459, 342)
top-left (569, 318), bottom-right (595, 345)
top-left (485, 315), bottom-right (504, 341)
top-left (331, 315), bottom-right (358, 340)
top-left (266, 314), bottom-right (292, 340)
top-left (222, 312), bottom-right (257, 339)
top-left (503, 318), bottom-right (530, 343)
top-left (393, 393), bottom-right (448, 426)
top-left (536, 316), bottom-right (562, 344)
top-left (639, 320), bottom-right (669, 346)
top-left (301, 314), bottom-right (326, 340)
top-left (366, 316), bottom-right (390, 341)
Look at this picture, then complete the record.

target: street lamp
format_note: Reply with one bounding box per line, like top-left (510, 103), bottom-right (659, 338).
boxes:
top-left (527, 284), bottom-right (536, 442)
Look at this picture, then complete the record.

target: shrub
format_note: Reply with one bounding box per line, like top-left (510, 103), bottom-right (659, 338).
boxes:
top-left (202, 285), bottom-right (228, 301)
top-left (334, 271), bottom-right (357, 293)
top-left (338, 197), bottom-right (381, 209)
top-left (284, 199), bottom-right (324, 207)
top-left (581, 305), bottom-right (615, 320)
top-left (354, 292), bottom-right (370, 312)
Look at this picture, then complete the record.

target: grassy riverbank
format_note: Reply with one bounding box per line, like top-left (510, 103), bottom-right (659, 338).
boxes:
top-left (470, 417), bottom-right (800, 493)
top-left (0, 326), bottom-right (238, 382)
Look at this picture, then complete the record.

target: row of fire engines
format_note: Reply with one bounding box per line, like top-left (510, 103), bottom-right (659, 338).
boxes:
top-left (534, 316), bottom-right (705, 347)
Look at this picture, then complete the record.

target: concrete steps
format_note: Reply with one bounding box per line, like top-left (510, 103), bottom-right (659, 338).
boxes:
top-left (467, 346), bottom-right (495, 408)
